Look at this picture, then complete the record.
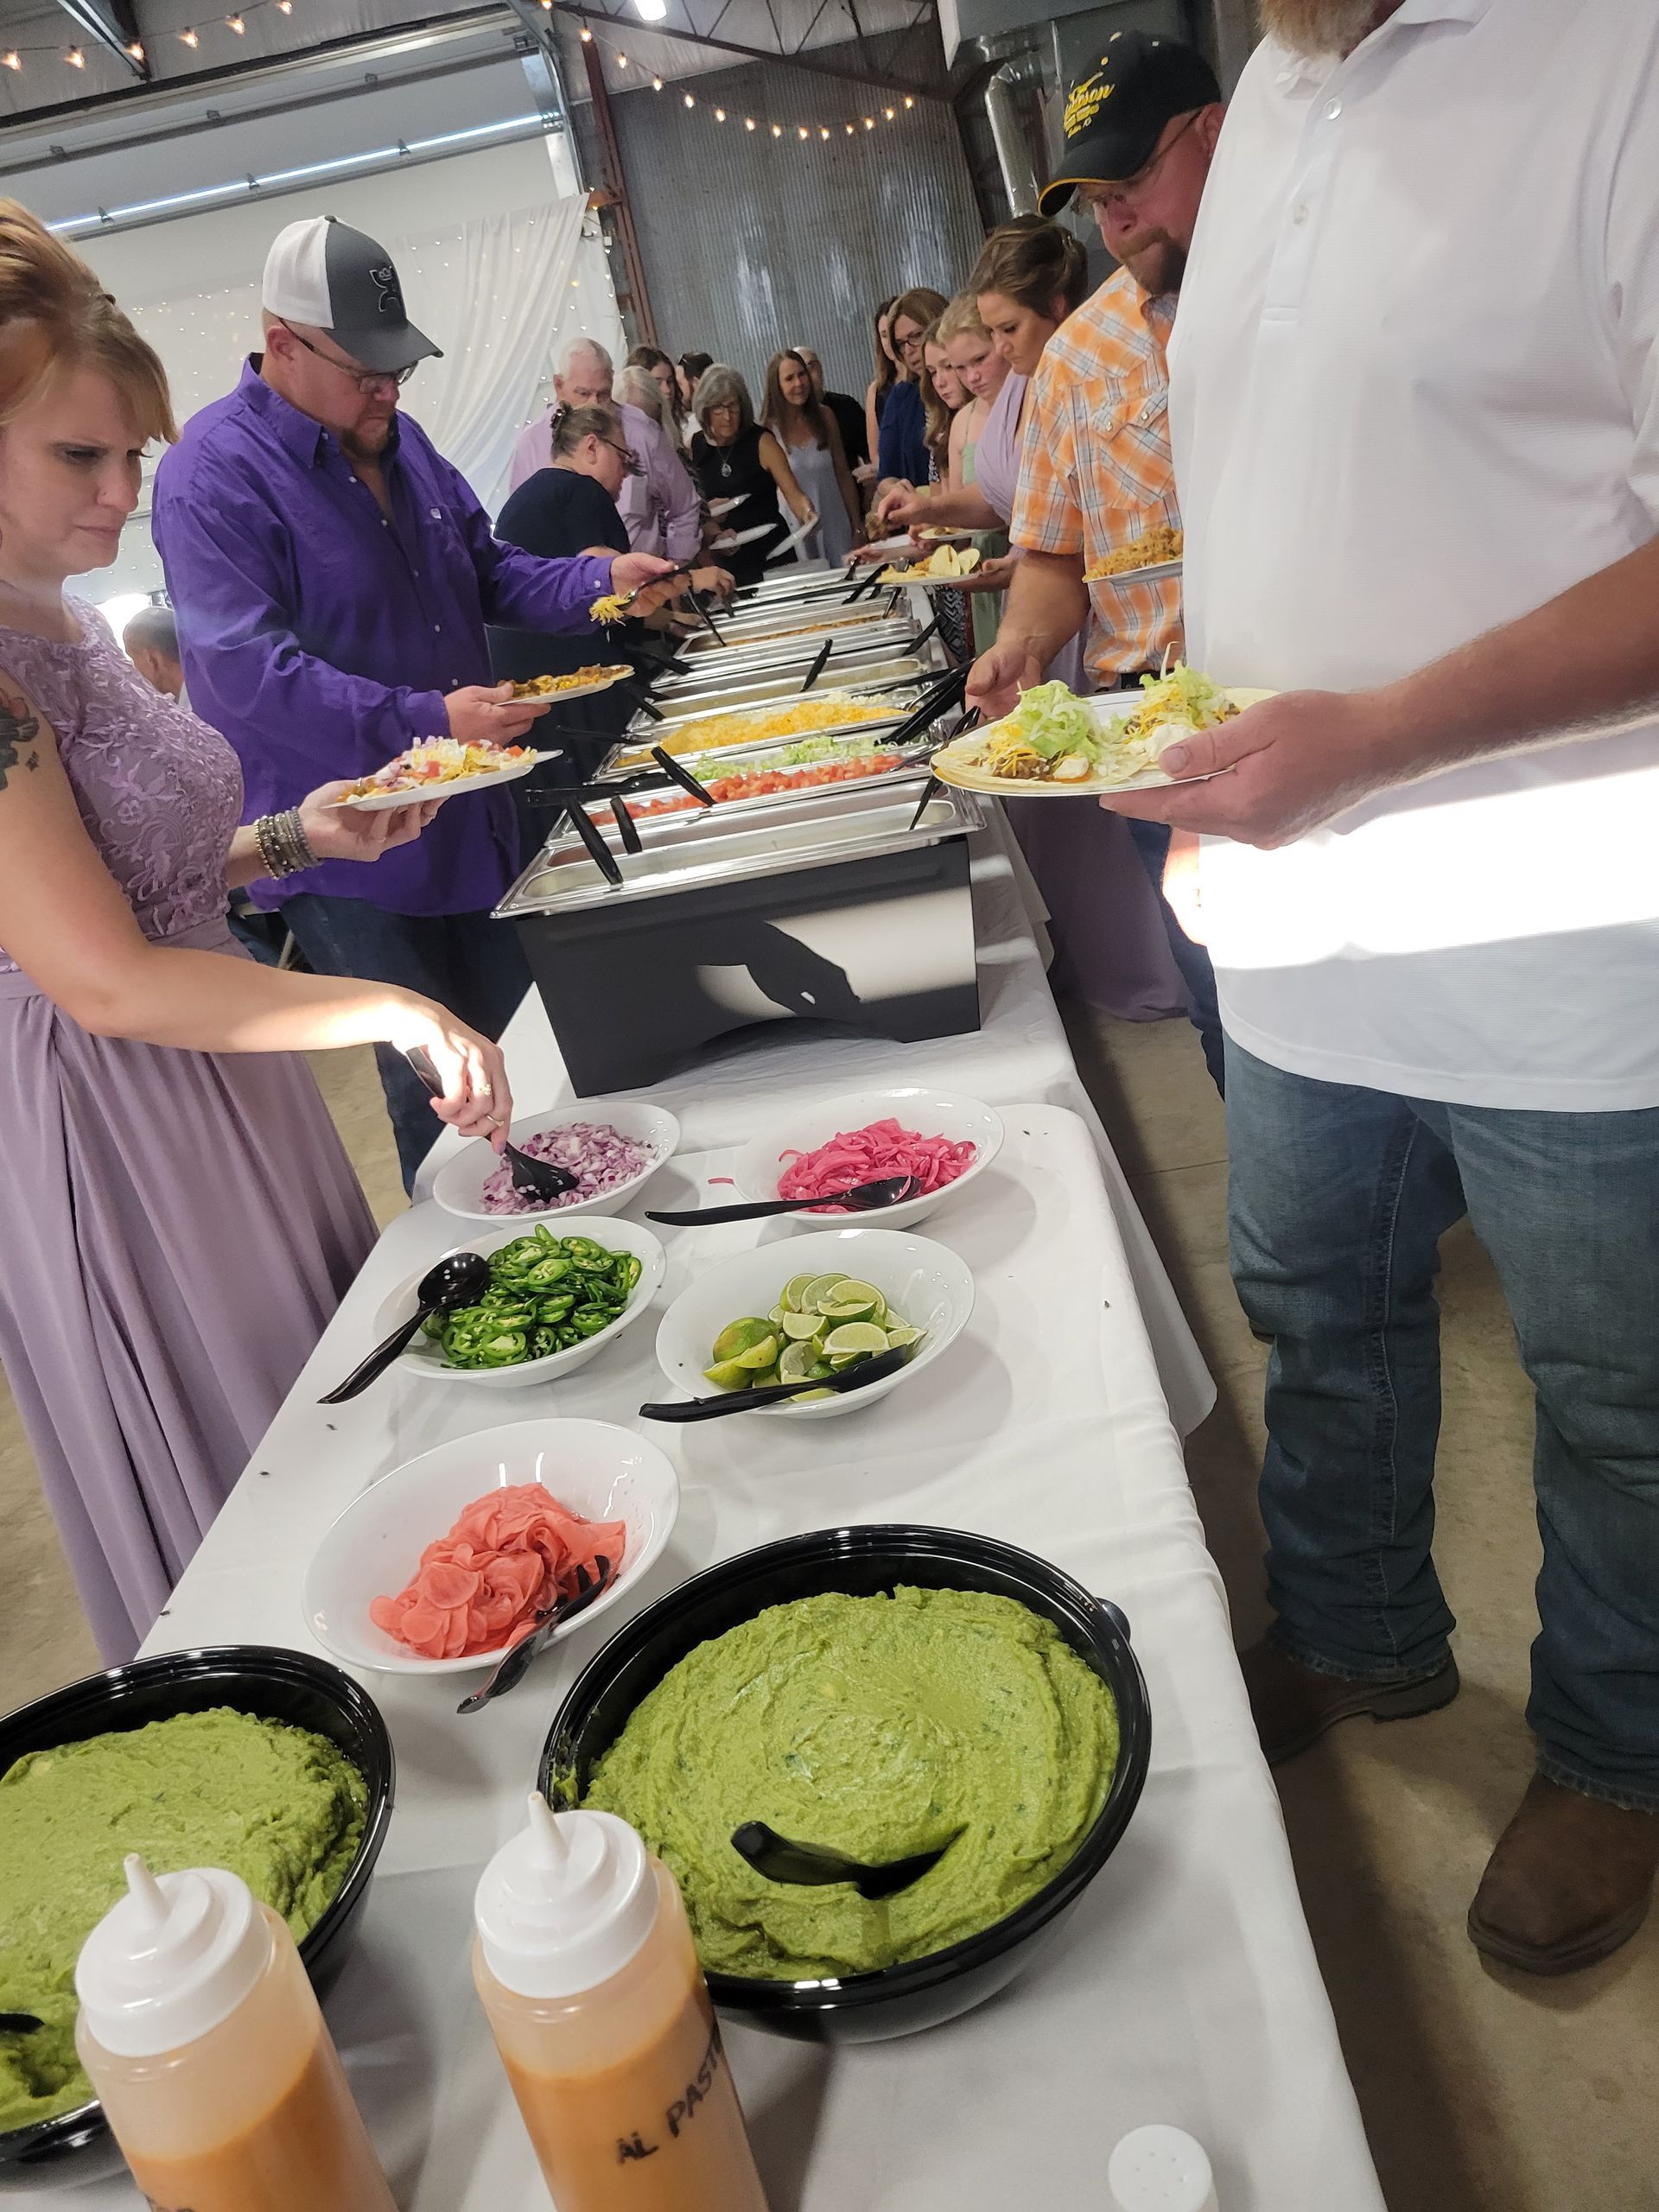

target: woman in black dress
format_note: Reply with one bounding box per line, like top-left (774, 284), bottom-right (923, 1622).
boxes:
top-left (688, 365), bottom-right (814, 588)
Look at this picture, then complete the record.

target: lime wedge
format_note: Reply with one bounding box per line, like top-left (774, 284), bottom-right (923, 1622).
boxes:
top-left (816, 1279), bottom-right (882, 1318)
top-left (821, 1321), bottom-right (890, 1357)
top-left (884, 1323), bottom-right (922, 1348)
top-left (783, 1274), bottom-right (817, 1313)
top-left (713, 1317), bottom-right (776, 1363)
top-left (781, 1311), bottom-right (823, 1341)
top-left (779, 1342), bottom-right (819, 1382)
top-left (768, 1305), bottom-right (788, 1327)
top-left (734, 1332), bottom-right (780, 1370)
top-left (800, 1273), bottom-right (849, 1312)
top-left (750, 1363), bottom-right (781, 1389)
top-left (789, 1385), bottom-right (836, 1402)
top-left (702, 1358), bottom-right (751, 1389)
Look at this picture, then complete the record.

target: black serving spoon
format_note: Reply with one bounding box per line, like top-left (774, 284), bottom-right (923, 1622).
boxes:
top-left (456, 1556), bottom-right (617, 1714)
top-left (638, 1343), bottom-right (913, 1424)
top-left (318, 1250), bottom-right (491, 1404)
top-left (646, 1174), bottom-right (921, 1228)
top-left (0, 2012), bottom-right (41, 2034)
top-left (405, 1047), bottom-right (578, 1205)
top-left (800, 639), bottom-right (834, 693)
top-left (730, 1821), bottom-right (955, 1901)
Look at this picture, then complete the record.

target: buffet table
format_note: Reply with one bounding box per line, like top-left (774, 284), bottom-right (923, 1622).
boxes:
top-left (20, 1109), bottom-right (1387, 2212)
top-left (418, 815), bottom-right (1216, 1438)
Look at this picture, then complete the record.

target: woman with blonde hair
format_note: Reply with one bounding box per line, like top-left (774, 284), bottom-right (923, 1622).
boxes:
top-left (0, 200), bottom-right (511, 1662)
top-left (760, 347), bottom-right (861, 564)
top-left (617, 359), bottom-right (683, 455)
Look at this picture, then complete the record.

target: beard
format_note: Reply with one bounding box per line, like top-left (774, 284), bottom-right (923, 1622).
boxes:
top-left (1258, 0), bottom-right (1387, 57)
top-left (340, 415), bottom-right (395, 461)
top-left (1115, 227), bottom-right (1189, 298)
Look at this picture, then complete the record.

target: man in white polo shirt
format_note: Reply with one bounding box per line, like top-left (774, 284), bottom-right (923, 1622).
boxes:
top-left (1108, 0), bottom-right (1659, 1974)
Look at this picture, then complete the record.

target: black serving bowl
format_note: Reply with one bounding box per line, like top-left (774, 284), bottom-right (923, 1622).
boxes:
top-left (540, 1524), bottom-right (1150, 2043)
top-left (0, 1644), bottom-right (394, 2191)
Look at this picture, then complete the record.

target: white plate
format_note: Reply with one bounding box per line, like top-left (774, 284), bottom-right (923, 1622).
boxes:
top-left (708, 496), bottom-right (744, 517)
top-left (731, 1087), bottom-right (1004, 1230)
top-left (329, 752), bottom-right (549, 812)
top-left (876, 570), bottom-right (982, 592)
top-left (856, 534), bottom-right (920, 560)
top-left (432, 1100), bottom-right (681, 1224)
top-left (711, 523), bottom-right (773, 549)
top-left (301, 1418), bottom-right (679, 1675)
top-left (513, 666), bottom-right (633, 702)
top-left (1086, 557), bottom-right (1183, 586)
top-left (931, 687), bottom-right (1274, 800)
top-left (653, 1225), bottom-right (974, 1421)
top-left (372, 1217), bottom-right (666, 1390)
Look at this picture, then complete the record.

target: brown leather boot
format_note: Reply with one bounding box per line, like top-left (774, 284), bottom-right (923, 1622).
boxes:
top-left (1467, 1774), bottom-right (1659, 1975)
top-left (1240, 1639), bottom-right (1460, 1765)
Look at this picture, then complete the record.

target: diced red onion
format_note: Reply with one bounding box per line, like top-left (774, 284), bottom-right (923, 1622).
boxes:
top-left (478, 1122), bottom-right (652, 1216)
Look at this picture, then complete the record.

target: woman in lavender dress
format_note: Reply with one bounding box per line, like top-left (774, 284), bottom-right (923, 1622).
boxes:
top-left (0, 206), bottom-right (513, 1663)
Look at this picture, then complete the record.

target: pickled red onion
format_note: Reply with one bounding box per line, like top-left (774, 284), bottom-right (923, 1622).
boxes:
top-left (775, 1118), bottom-right (976, 1213)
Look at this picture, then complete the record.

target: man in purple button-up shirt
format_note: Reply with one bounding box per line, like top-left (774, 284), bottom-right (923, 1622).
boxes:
top-left (153, 214), bottom-right (670, 1187)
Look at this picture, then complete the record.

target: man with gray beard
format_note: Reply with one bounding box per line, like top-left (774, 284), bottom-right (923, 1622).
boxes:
top-left (1106, 0), bottom-right (1659, 1974)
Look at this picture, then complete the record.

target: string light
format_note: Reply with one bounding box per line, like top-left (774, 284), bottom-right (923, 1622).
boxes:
top-left (683, 90), bottom-right (694, 106)
top-left (884, 105), bottom-right (894, 118)
top-left (798, 124), bottom-right (808, 138)
top-left (714, 105), bottom-right (725, 121)
top-left (844, 120), bottom-right (854, 133)
top-left (745, 116), bottom-right (755, 129)
top-left (276, 1), bottom-right (292, 10)
top-left (903, 95), bottom-right (913, 107)
top-left (772, 123), bottom-right (782, 136)
top-left (226, 13), bottom-right (245, 32)
top-left (651, 73), bottom-right (662, 88)
top-left (578, 22), bottom-right (592, 38)
top-left (864, 116), bottom-right (874, 129)
top-left (65, 45), bottom-right (85, 65)
top-left (2, 49), bottom-right (20, 68)
top-left (615, 51), bottom-right (626, 66)
top-left (819, 124), bottom-right (830, 139)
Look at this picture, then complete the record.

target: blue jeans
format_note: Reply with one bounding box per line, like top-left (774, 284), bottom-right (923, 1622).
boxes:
top-left (1225, 1038), bottom-right (1659, 1809)
top-left (1125, 819), bottom-right (1224, 1094)
top-left (280, 894), bottom-right (531, 1193)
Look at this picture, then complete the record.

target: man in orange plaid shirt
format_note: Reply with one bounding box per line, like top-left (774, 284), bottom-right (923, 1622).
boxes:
top-left (969, 31), bottom-right (1226, 1087)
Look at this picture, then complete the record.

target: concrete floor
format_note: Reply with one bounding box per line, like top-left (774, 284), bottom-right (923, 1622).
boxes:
top-left (3, 1019), bottom-right (1656, 2208)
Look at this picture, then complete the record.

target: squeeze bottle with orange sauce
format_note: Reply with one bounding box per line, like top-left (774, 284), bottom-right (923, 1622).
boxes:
top-left (73, 1853), bottom-right (397, 2212)
top-left (474, 1792), bottom-right (771, 2211)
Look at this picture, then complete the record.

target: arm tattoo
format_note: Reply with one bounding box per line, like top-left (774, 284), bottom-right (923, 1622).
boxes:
top-left (0, 690), bottom-right (41, 792)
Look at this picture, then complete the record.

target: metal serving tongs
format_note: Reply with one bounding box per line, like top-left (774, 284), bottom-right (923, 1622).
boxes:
top-left (904, 700), bottom-right (980, 830)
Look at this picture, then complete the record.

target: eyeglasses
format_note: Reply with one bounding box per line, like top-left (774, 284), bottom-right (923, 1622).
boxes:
top-left (1078, 110), bottom-right (1202, 219)
top-left (894, 326), bottom-right (925, 356)
top-left (600, 434), bottom-right (645, 478)
top-left (275, 319), bottom-right (417, 395)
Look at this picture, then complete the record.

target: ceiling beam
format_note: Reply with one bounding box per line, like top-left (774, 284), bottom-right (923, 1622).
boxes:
top-left (539, 0), bottom-right (945, 99)
top-left (52, 0), bottom-right (149, 79)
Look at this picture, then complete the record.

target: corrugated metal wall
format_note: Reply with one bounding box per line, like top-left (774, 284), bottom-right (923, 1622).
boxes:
top-left (610, 53), bottom-right (985, 405)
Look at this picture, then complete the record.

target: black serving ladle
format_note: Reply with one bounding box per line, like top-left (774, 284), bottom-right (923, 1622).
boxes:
top-left (646, 1173), bottom-right (921, 1228)
top-left (730, 1821), bottom-right (954, 1900)
top-left (405, 1047), bottom-right (577, 1205)
top-left (318, 1249), bottom-right (491, 1404)
top-left (456, 1556), bottom-right (617, 1714)
top-left (639, 1343), bottom-right (913, 1423)
top-left (0, 2012), bottom-right (41, 2035)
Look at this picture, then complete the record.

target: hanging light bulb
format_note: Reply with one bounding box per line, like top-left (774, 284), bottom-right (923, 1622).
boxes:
top-left (180, 25), bottom-right (200, 43)
top-left (745, 117), bottom-right (755, 130)
top-left (844, 121), bottom-right (854, 134)
top-left (1, 48), bottom-right (19, 68)
top-left (127, 39), bottom-right (144, 57)
top-left (798, 124), bottom-right (808, 139)
top-left (771, 123), bottom-right (782, 137)
top-left (863, 116), bottom-right (874, 129)
top-left (276, 0), bottom-right (292, 10)
top-left (616, 52), bottom-right (627, 67)
top-left (65, 44), bottom-right (86, 65)
top-left (226, 13), bottom-right (245, 32)
top-left (903, 95), bottom-right (914, 108)
top-left (633, 0), bottom-right (668, 17)
top-left (884, 105), bottom-right (894, 119)
top-left (651, 73), bottom-right (663, 89)
top-left (714, 106), bottom-right (725, 121)
top-left (579, 22), bottom-right (593, 39)
top-left (683, 91), bottom-right (694, 106)
top-left (819, 124), bottom-right (830, 139)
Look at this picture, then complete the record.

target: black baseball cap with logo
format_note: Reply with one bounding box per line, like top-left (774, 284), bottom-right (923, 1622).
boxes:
top-left (261, 214), bottom-right (442, 374)
top-left (1039, 29), bottom-right (1222, 217)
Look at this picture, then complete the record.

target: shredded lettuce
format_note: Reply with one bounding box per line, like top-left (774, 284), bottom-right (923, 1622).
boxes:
top-left (1135, 663), bottom-right (1234, 734)
top-left (1005, 682), bottom-right (1104, 763)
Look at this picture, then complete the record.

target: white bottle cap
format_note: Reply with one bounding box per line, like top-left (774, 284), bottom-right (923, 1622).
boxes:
top-left (474, 1795), bottom-right (658, 1999)
top-left (1109, 2126), bottom-right (1218, 2212)
top-left (74, 1855), bottom-right (272, 2059)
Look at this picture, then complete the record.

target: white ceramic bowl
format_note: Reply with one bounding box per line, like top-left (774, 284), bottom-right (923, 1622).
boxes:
top-left (374, 1217), bottom-right (665, 1391)
top-left (653, 1225), bottom-right (974, 1421)
top-left (301, 1419), bottom-right (679, 1675)
top-left (730, 1088), bottom-right (1004, 1230)
top-left (432, 1100), bottom-right (681, 1224)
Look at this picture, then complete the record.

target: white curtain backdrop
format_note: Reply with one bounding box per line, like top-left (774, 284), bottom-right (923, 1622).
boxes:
top-left (78, 188), bottom-right (623, 607)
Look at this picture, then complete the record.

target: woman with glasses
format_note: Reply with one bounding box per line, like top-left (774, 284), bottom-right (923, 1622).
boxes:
top-left (689, 365), bottom-right (815, 588)
top-left (874, 286), bottom-right (949, 492)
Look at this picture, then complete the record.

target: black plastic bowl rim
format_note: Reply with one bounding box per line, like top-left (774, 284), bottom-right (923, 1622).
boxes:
top-left (0, 1643), bottom-right (395, 2171)
top-left (539, 1522), bottom-right (1151, 2017)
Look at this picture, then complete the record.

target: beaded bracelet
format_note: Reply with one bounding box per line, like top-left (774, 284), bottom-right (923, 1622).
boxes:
top-left (251, 807), bottom-right (318, 880)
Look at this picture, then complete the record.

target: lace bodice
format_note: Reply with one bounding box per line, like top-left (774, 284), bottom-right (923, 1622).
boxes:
top-left (0, 601), bottom-right (240, 975)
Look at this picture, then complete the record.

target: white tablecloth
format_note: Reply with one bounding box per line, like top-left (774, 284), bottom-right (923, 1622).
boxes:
top-left (29, 1111), bottom-right (1381, 2212)
top-left (418, 816), bottom-right (1214, 1436)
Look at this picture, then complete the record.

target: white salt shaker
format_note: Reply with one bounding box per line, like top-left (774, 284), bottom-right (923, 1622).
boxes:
top-left (1108, 2124), bottom-right (1219, 2212)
